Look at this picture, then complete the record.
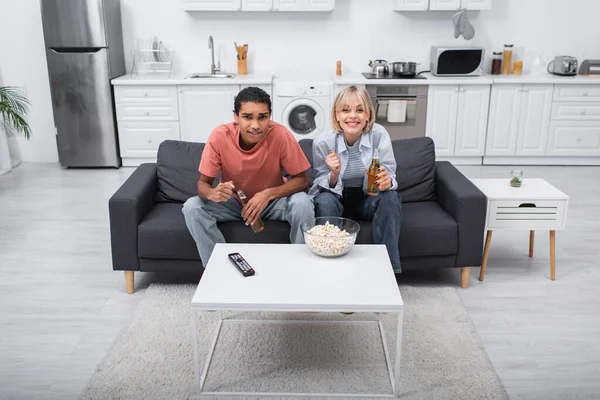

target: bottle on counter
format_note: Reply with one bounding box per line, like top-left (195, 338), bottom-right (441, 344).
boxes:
top-left (491, 52), bottom-right (503, 75)
top-left (366, 148), bottom-right (380, 196)
top-left (237, 189), bottom-right (265, 233)
top-left (502, 44), bottom-right (514, 75)
top-left (336, 60), bottom-right (342, 76)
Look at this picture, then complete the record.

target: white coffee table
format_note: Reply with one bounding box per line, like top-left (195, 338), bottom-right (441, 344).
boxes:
top-left (190, 243), bottom-right (404, 398)
top-left (470, 178), bottom-right (569, 281)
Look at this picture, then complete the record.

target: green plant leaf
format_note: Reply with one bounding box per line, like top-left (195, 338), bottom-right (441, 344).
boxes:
top-left (0, 86), bottom-right (32, 140)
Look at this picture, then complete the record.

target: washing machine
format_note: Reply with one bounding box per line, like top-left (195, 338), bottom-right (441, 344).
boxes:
top-left (273, 78), bottom-right (333, 141)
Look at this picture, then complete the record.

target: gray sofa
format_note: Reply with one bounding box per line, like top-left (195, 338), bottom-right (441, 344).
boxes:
top-left (109, 137), bottom-right (487, 293)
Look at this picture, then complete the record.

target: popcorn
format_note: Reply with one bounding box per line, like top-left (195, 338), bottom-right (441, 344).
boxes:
top-left (305, 221), bottom-right (355, 257)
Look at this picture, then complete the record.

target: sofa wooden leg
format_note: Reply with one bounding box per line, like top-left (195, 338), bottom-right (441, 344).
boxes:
top-left (460, 267), bottom-right (470, 289)
top-left (124, 271), bottom-right (134, 294)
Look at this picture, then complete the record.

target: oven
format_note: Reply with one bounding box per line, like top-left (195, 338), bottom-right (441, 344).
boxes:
top-left (367, 84), bottom-right (428, 140)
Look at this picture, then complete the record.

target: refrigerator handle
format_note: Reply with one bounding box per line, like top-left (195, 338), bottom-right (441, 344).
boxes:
top-left (50, 47), bottom-right (104, 54)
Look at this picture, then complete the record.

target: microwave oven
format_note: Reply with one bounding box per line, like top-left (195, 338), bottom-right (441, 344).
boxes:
top-left (430, 47), bottom-right (485, 76)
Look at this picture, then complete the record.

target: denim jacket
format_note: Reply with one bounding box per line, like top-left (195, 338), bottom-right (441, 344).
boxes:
top-left (308, 123), bottom-right (398, 199)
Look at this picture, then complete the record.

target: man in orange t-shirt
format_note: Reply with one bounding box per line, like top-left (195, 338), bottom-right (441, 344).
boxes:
top-left (182, 87), bottom-right (315, 266)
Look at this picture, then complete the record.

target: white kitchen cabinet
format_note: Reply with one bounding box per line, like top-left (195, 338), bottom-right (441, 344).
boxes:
top-left (118, 122), bottom-right (180, 159)
top-left (306, 0), bottom-right (335, 10)
top-left (486, 84), bottom-right (553, 156)
top-left (241, 0), bottom-right (272, 11)
top-left (455, 85), bottom-right (491, 156)
top-left (485, 85), bottom-right (522, 156)
top-left (181, 0), bottom-right (241, 11)
top-left (461, 0), bottom-right (492, 10)
top-left (516, 85), bottom-right (553, 155)
top-left (426, 84), bottom-right (490, 157)
top-left (392, 0), bottom-right (429, 11)
top-left (178, 85), bottom-right (239, 143)
top-left (426, 86), bottom-right (459, 156)
top-left (547, 121), bottom-right (600, 156)
top-left (429, 0), bottom-right (461, 10)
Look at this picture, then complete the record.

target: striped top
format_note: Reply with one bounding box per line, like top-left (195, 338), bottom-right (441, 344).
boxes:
top-left (342, 138), bottom-right (366, 187)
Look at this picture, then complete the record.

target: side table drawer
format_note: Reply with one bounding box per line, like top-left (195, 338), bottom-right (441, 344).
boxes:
top-left (489, 199), bottom-right (567, 229)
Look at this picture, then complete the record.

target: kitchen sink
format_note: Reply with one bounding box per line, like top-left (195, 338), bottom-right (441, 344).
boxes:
top-left (185, 73), bottom-right (236, 79)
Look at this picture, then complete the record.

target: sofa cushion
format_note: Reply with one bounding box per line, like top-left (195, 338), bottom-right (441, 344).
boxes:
top-left (138, 203), bottom-right (291, 261)
top-left (355, 201), bottom-right (457, 257)
top-left (298, 139), bottom-right (317, 186)
top-left (392, 137), bottom-right (436, 203)
top-left (156, 140), bottom-right (204, 203)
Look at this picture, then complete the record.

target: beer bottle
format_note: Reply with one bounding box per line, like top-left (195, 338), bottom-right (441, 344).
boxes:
top-left (237, 189), bottom-right (265, 233)
top-left (366, 148), bottom-right (380, 196)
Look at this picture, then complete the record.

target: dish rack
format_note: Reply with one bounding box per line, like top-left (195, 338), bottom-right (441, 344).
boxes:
top-left (130, 47), bottom-right (174, 77)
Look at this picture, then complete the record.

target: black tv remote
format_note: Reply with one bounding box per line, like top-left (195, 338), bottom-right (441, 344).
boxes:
top-left (228, 253), bottom-right (255, 277)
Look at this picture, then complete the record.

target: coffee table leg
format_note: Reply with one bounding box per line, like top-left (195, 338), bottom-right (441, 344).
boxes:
top-left (529, 230), bottom-right (535, 257)
top-left (191, 309), bottom-right (200, 392)
top-left (550, 230), bottom-right (556, 281)
top-left (479, 230), bottom-right (493, 281)
top-left (394, 310), bottom-right (403, 397)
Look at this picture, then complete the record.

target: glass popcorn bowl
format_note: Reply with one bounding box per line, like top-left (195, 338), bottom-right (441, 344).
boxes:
top-left (300, 217), bottom-right (360, 257)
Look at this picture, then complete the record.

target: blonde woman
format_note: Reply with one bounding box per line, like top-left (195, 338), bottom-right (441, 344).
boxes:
top-left (308, 85), bottom-right (402, 274)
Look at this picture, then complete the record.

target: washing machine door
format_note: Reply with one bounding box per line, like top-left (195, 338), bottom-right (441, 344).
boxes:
top-left (282, 99), bottom-right (326, 138)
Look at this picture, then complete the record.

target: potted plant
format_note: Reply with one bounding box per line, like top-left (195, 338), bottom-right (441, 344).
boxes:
top-left (0, 86), bottom-right (31, 175)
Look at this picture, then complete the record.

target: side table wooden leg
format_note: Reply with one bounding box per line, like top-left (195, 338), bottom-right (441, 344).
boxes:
top-left (529, 230), bottom-right (534, 257)
top-left (550, 230), bottom-right (556, 281)
top-left (460, 267), bottom-right (470, 289)
top-left (479, 230), bottom-right (493, 281)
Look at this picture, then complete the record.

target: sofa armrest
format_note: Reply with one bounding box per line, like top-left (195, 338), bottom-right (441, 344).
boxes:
top-left (109, 163), bottom-right (158, 271)
top-left (435, 161), bottom-right (486, 267)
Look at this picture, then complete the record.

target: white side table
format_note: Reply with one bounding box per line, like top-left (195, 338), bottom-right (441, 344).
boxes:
top-left (470, 179), bottom-right (569, 281)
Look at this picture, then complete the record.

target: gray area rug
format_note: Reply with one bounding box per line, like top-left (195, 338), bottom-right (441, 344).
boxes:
top-left (81, 284), bottom-right (507, 400)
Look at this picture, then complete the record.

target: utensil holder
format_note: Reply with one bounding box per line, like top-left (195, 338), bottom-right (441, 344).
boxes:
top-left (237, 59), bottom-right (248, 75)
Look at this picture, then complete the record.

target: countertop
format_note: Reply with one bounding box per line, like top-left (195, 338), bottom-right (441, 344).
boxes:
top-left (332, 72), bottom-right (600, 86)
top-left (111, 73), bottom-right (274, 85)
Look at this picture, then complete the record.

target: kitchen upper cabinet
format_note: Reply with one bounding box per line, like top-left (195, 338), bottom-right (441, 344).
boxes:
top-left (516, 85), bottom-right (553, 155)
top-left (392, 0), bottom-right (429, 11)
top-left (242, 0), bottom-right (272, 11)
top-left (429, 0), bottom-right (461, 10)
top-left (486, 85), bottom-right (522, 156)
top-left (178, 86), bottom-right (239, 143)
top-left (181, 0), bottom-right (241, 11)
top-left (455, 85), bottom-right (491, 156)
top-left (461, 0), bottom-right (492, 10)
top-left (273, 0), bottom-right (334, 11)
top-left (426, 86), bottom-right (459, 156)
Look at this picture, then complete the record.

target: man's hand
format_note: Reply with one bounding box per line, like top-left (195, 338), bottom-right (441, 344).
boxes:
top-left (207, 181), bottom-right (235, 202)
top-left (241, 189), bottom-right (272, 226)
top-left (375, 166), bottom-right (393, 192)
top-left (325, 150), bottom-right (341, 178)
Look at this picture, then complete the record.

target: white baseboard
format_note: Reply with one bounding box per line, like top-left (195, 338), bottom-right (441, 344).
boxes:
top-left (483, 156), bottom-right (600, 166)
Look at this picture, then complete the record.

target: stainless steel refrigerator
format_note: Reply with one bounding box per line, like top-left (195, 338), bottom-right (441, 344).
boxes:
top-left (41, 0), bottom-right (125, 167)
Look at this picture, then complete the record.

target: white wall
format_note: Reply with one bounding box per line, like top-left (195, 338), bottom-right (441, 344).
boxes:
top-left (0, 0), bottom-right (58, 163)
top-left (1, 0), bottom-right (599, 162)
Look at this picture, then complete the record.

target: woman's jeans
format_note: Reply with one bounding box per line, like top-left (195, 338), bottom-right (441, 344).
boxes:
top-left (313, 188), bottom-right (402, 273)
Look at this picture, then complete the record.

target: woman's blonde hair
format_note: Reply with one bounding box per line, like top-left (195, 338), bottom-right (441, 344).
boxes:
top-left (331, 85), bottom-right (376, 133)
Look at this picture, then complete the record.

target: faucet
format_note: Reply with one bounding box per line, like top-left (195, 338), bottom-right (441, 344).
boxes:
top-left (208, 35), bottom-right (220, 75)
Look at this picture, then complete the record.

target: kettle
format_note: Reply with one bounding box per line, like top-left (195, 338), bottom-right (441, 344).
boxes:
top-left (548, 56), bottom-right (578, 76)
top-left (369, 60), bottom-right (389, 76)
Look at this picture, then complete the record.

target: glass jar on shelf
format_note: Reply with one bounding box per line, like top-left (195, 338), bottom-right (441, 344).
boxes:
top-left (502, 44), bottom-right (514, 75)
top-left (491, 52), bottom-right (502, 75)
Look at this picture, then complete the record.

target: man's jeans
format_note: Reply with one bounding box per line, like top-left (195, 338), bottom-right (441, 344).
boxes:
top-left (313, 190), bottom-right (402, 273)
top-left (182, 192), bottom-right (315, 267)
